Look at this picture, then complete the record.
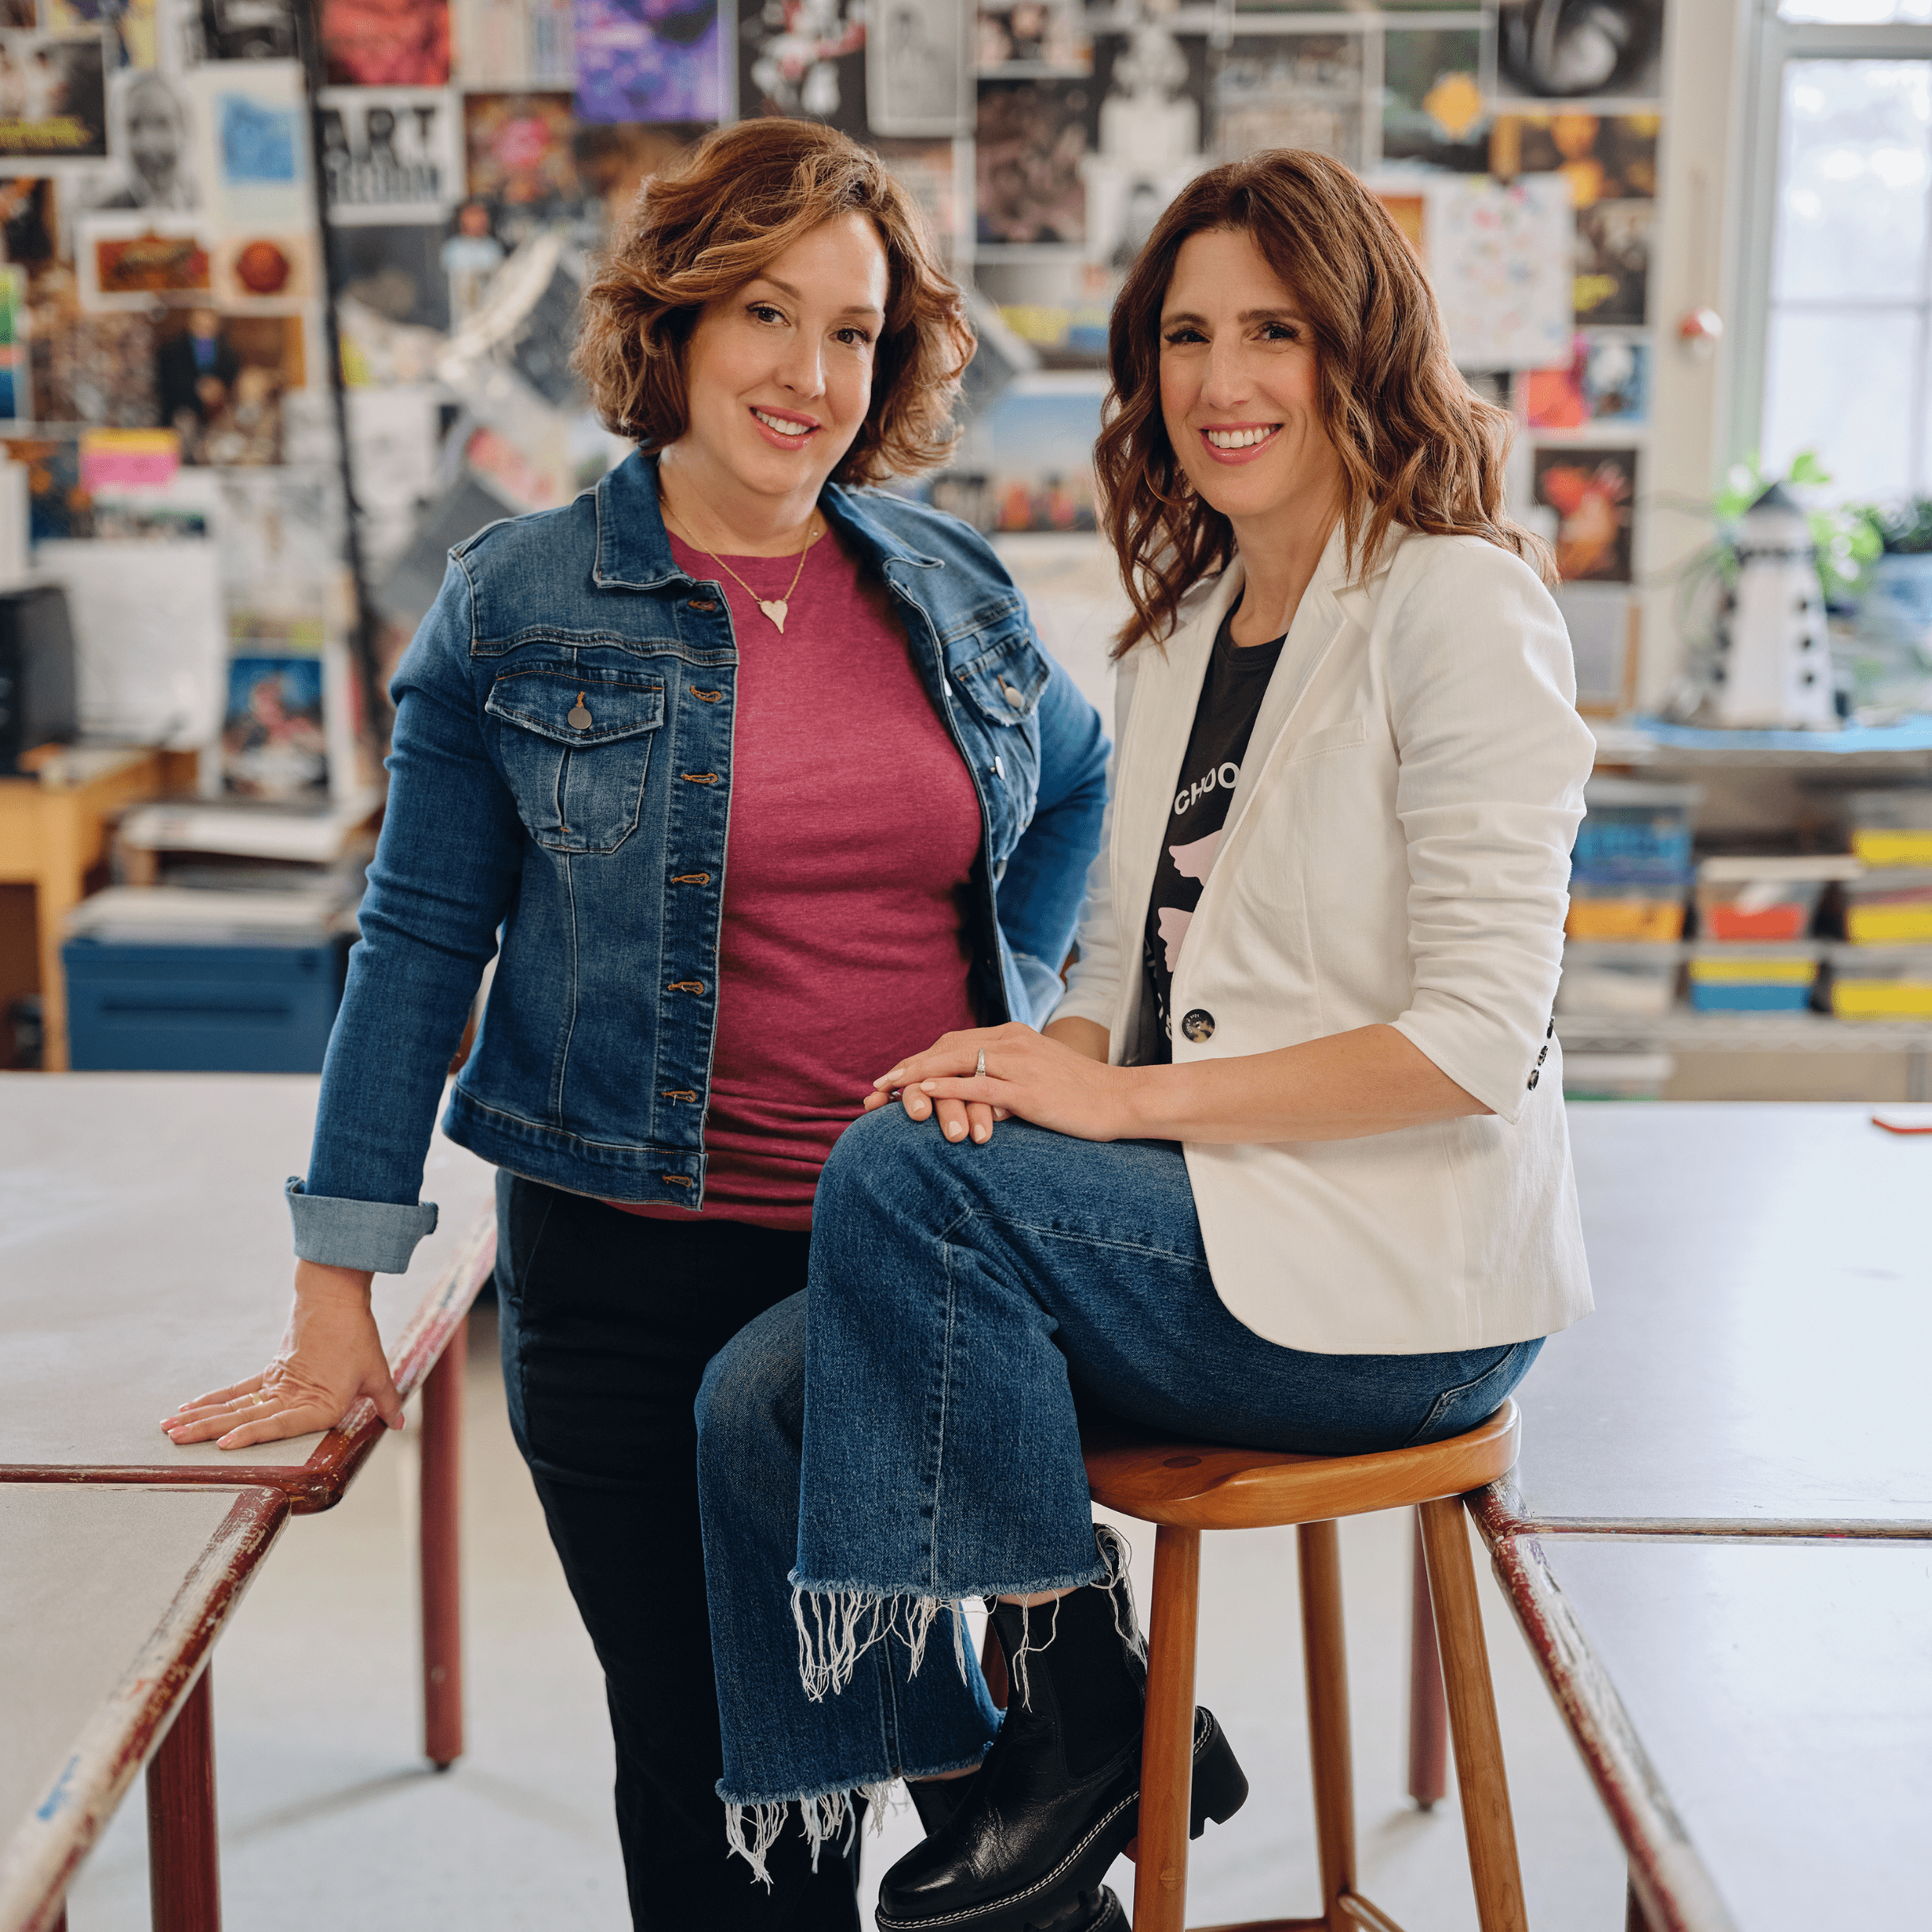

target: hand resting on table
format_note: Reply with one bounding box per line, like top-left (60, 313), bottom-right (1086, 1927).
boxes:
top-left (161, 1260), bottom-right (406, 1451)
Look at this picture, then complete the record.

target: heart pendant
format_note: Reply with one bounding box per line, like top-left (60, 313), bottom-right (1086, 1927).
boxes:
top-left (758, 598), bottom-right (788, 634)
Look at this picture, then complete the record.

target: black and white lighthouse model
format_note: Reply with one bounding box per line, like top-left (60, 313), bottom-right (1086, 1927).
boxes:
top-left (1714, 481), bottom-right (1836, 730)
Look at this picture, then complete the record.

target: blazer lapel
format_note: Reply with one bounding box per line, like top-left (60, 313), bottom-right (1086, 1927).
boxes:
top-left (1216, 525), bottom-right (1391, 854)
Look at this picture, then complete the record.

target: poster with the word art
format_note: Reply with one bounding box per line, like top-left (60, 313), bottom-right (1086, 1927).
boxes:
top-left (1432, 174), bottom-right (1571, 372)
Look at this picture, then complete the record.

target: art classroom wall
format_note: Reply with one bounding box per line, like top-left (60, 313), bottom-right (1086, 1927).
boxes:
top-left (0, 0), bottom-right (1682, 753)
top-left (0, 0), bottom-right (365, 796)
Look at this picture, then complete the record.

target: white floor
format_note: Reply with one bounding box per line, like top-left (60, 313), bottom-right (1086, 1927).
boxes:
top-left (67, 1309), bottom-right (1628, 1930)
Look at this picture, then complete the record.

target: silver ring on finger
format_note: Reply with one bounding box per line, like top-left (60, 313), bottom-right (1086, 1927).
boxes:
top-left (974, 1048), bottom-right (987, 1079)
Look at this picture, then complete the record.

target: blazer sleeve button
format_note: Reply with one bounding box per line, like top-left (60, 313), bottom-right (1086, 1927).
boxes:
top-left (1180, 1009), bottom-right (1215, 1043)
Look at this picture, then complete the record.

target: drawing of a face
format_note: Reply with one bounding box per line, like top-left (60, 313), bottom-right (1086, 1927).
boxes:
top-left (126, 76), bottom-right (187, 198)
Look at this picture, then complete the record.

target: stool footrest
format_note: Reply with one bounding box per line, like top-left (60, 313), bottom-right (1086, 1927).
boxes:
top-left (1189, 1895), bottom-right (1408, 1932)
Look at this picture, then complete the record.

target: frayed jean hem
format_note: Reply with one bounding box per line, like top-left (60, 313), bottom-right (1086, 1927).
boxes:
top-left (787, 1561), bottom-right (1110, 1703)
top-left (720, 1776), bottom-right (893, 1891)
top-left (717, 1747), bottom-right (991, 1892)
top-left (788, 1525), bottom-right (1142, 1711)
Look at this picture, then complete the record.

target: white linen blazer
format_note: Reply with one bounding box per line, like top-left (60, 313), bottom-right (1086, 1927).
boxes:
top-left (1050, 522), bottom-right (1596, 1354)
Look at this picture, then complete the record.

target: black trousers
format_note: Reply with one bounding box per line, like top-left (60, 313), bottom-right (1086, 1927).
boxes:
top-left (494, 1170), bottom-right (863, 1931)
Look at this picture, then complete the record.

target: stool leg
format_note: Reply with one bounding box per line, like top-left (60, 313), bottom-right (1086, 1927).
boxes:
top-left (1417, 1496), bottom-right (1527, 1932)
top-left (147, 1663), bottom-right (220, 1932)
top-left (1407, 1509), bottom-right (1449, 1809)
top-left (421, 1319), bottom-right (466, 1769)
top-left (1297, 1520), bottom-right (1356, 1930)
top-left (1135, 1523), bottom-right (1201, 1932)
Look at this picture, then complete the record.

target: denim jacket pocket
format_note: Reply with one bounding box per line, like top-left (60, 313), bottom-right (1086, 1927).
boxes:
top-left (486, 664), bottom-right (666, 854)
top-left (953, 630), bottom-right (1051, 726)
top-left (952, 629), bottom-right (1048, 853)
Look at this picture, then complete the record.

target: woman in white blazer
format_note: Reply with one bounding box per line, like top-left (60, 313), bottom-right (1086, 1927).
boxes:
top-left (689, 151), bottom-right (1594, 1932)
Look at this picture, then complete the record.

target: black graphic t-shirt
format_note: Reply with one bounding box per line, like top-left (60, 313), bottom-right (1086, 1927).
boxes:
top-left (1135, 600), bottom-right (1285, 1063)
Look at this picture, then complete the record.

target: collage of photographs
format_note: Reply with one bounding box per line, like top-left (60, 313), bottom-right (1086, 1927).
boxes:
top-left (0, 0), bottom-right (1670, 798)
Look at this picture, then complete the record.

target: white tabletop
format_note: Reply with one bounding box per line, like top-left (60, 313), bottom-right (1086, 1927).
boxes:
top-left (1516, 1536), bottom-right (1932, 1932)
top-left (0, 1074), bottom-right (496, 1472)
top-left (1513, 1104), bottom-right (1932, 1530)
top-left (0, 1483), bottom-right (287, 1930)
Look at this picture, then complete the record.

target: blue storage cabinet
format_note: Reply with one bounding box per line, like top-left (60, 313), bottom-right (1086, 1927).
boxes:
top-left (62, 934), bottom-right (348, 1073)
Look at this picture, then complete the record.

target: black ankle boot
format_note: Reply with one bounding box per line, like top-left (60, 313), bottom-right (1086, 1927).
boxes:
top-left (874, 1570), bottom-right (1247, 1932)
top-left (907, 1774), bottom-right (972, 1838)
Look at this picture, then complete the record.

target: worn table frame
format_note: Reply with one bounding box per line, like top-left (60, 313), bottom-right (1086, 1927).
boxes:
top-left (1, 1212), bottom-right (496, 1930)
top-left (0, 1488), bottom-right (289, 1932)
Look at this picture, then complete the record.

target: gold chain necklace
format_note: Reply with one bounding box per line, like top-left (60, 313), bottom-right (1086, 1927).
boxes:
top-left (662, 502), bottom-right (820, 636)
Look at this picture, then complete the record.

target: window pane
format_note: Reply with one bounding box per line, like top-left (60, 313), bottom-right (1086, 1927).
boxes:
top-left (1780, 1), bottom-right (1932, 21)
top-left (1762, 307), bottom-right (1919, 498)
top-left (1774, 59), bottom-right (1931, 300)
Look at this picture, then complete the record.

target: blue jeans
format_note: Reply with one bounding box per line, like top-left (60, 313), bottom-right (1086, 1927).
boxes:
top-left (694, 1109), bottom-right (1543, 1877)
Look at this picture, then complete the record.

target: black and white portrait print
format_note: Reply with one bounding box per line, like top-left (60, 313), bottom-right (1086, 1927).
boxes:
top-left (91, 68), bottom-right (199, 212)
top-left (866, 0), bottom-right (968, 138)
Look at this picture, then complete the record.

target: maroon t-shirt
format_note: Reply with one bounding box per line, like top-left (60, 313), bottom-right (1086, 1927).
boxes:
top-left (611, 525), bottom-right (981, 1229)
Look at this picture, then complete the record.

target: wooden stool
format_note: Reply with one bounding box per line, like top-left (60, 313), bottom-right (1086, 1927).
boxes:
top-left (1084, 1401), bottom-right (1525, 1932)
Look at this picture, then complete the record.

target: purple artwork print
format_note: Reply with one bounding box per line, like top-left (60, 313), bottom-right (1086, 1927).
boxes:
top-left (575, 0), bottom-right (723, 123)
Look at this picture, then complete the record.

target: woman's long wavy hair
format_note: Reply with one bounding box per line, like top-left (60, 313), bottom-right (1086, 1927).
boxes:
top-left (575, 120), bottom-right (974, 486)
top-left (1096, 150), bottom-right (1550, 653)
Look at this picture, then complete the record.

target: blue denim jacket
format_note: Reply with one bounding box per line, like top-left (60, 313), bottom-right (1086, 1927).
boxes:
top-left (290, 451), bottom-right (1110, 1272)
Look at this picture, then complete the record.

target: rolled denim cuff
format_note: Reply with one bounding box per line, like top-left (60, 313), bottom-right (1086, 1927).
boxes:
top-left (286, 1177), bottom-right (440, 1274)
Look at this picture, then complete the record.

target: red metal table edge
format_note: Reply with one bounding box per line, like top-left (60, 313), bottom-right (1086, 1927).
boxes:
top-left (0, 1212), bottom-right (499, 1516)
top-left (1468, 1499), bottom-right (1740, 1932)
top-left (0, 1487), bottom-right (289, 1932)
top-left (1471, 1480), bottom-right (1932, 1545)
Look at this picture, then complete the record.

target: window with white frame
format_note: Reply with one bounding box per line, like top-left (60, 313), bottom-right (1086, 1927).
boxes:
top-left (1742, 2), bottom-right (1932, 500)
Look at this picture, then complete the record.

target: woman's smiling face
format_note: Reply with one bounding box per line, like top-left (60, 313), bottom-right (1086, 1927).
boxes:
top-left (675, 212), bottom-right (889, 511)
top-left (1158, 225), bottom-right (1342, 533)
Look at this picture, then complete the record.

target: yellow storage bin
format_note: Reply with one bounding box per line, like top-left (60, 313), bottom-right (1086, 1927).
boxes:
top-left (1846, 790), bottom-right (1932, 868)
top-left (1852, 830), bottom-right (1932, 867)
top-left (1567, 894), bottom-right (1686, 942)
top-left (1686, 949), bottom-right (1819, 1013)
top-left (1828, 947), bottom-right (1932, 1018)
top-left (1834, 979), bottom-right (1932, 1017)
top-left (1842, 869), bottom-right (1932, 944)
top-left (1687, 955), bottom-right (1818, 984)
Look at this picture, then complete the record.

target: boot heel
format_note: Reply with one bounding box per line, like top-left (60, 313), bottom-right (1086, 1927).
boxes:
top-left (1186, 1709), bottom-right (1249, 1839)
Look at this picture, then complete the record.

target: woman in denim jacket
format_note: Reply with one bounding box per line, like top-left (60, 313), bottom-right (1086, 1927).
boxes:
top-left (163, 121), bottom-right (1109, 1931)
top-left (693, 153), bottom-right (1595, 1932)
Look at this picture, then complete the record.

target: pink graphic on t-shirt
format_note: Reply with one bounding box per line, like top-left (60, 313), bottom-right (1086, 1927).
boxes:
top-left (1169, 830), bottom-right (1222, 881)
top-left (1157, 904), bottom-right (1193, 972)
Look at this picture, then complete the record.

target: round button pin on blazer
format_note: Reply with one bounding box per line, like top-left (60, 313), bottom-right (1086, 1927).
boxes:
top-left (568, 692), bottom-right (593, 730)
top-left (1181, 1009), bottom-right (1215, 1043)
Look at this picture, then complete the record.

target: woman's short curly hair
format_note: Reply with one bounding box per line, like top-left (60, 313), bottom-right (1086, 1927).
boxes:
top-left (575, 120), bottom-right (975, 486)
